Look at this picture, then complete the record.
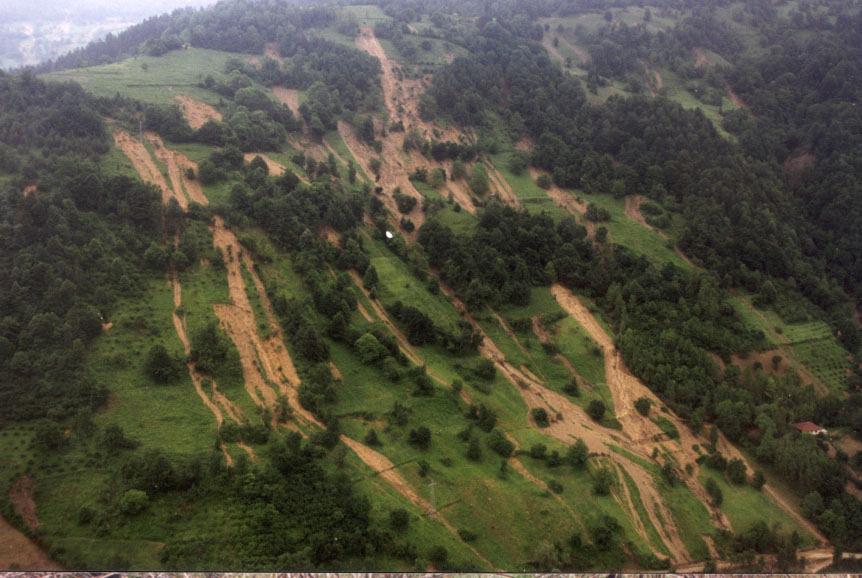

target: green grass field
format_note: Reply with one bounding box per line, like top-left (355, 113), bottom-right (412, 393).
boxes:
top-left (90, 278), bottom-right (218, 456)
top-left (699, 469), bottom-right (816, 546)
top-left (43, 48), bottom-right (234, 105)
top-left (577, 191), bottom-right (691, 269)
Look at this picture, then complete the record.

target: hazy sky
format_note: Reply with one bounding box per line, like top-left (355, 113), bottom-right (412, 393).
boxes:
top-left (1, 0), bottom-right (217, 68)
top-left (2, 0), bottom-right (216, 22)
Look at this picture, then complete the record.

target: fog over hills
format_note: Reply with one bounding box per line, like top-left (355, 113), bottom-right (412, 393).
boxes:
top-left (0, 0), bottom-right (214, 68)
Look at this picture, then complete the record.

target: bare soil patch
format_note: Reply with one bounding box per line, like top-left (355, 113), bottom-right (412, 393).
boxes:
top-left (174, 95), bottom-right (222, 130)
top-left (244, 152), bottom-right (285, 177)
top-left (113, 129), bottom-right (176, 207)
top-left (271, 86), bottom-right (301, 117)
top-left (9, 476), bottom-right (39, 532)
top-left (0, 514), bottom-right (60, 570)
top-left (211, 217), bottom-right (318, 428)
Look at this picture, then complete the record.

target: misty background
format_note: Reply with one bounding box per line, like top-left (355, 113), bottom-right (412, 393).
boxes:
top-left (0, 0), bottom-right (215, 69)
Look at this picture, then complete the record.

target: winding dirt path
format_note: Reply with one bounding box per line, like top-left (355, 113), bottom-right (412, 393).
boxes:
top-left (174, 95), bottom-right (222, 130)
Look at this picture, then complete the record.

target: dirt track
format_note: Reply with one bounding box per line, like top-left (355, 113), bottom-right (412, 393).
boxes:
top-left (174, 95), bottom-right (222, 129)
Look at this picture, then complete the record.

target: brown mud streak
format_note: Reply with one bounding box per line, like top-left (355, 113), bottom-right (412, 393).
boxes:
top-left (112, 129), bottom-right (178, 207)
top-left (211, 217), bottom-right (319, 428)
top-left (117, 127), bottom-right (230, 428)
top-left (550, 283), bottom-right (827, 543)
top-left (438, 280), bottom-right (689, 562)
top-left (9, 476), bottom-right (39, 532)
top-left (174, 95), bottom-right (222, 130)
top-left (271, 86), bottom-right (301, 118)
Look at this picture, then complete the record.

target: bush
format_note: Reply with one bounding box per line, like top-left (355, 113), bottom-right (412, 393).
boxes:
top-left (547, 479), bottom-right (564, 494)
top-left (33, 419), bottom-right (65, 451)
top-left (429, 545), bottom-right (448, 567)
top-left (530, 443), bottom-right (547, 460)
top-left (390, 508), bottom-right (410, 531)
top-left (355, 332), bottom-right (388, 365)
top-left (727, 458), bottom-right (747, 485)
top-left (705, 477), bottom-right (723, 506)
top-left (592, 467), bottom-right (614, 495)
top-left (408, 426), bottom-right (431, 449)
top-left (364, 429), bottom-right (381, 446)
top-left (751, 470), bottom-right (766, 490)
top-left (536, 174), bottom-right (551, 189)
top-left (566, 439), bottom-right (589, 469)
top-left (487, 429), bottom-right (514, 457)
top-left (587, 399), bottom-right (606, 421)
top-left (395, 191), bottom-right (418, 214)
top-left (119, 489), bottom-right (149, 515)
top-left (634, 397), bottom-right (652, 416)
top-left (466, 437), bottom-right (482, 461)
top-left (144, 344), bottom-right (182, 384)
top-left (531, 407), bottom-right (550, 427)
top-left (563, 379), bottom-right (580, 397)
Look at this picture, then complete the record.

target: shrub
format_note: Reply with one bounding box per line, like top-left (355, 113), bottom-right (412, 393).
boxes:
top-left (144, 344), bottom-right (182, 384)
top-left (587, 399), bottom-right (606, 421)
top-left (119, 489), bottom-right (149, 516)
top-left (429, 545), bottom-right (448, 567)
top-left (547, 479), bottom-right (564, 494)
top-left (487, 429), bottom-right (514, 457)
top-left (364, 429), bottom-right (381, 446)
top-left (566, 439), bottom-right (589, 469)
top-left (592, 467), bottom-right (614, 495)
top-left (408, 426), bottom-right (431, 449)
top-left (466, 437), bottom-right (482, 461)
top-left (705, 477), bottom-right (723, 506)
top-left (634, 397), bottom-right (652, 416)
top-left (751, 470), bottom-right (766, 490)
top-left (355, 332), bottom-right (388, 365)
top-left (530, 443), bottom-right (547, 460)
top-left (390, 508), bottom-right (410, 530)
top-left (727, 458), bottom-right (747, 485)
top-left (531, 407), bottom-right (550, 427)
top-left (536, 174), bottom-right (551, 189)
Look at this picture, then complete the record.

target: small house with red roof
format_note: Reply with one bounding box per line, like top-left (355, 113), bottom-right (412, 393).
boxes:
top-left (793, 421), bottom-right (827, 436)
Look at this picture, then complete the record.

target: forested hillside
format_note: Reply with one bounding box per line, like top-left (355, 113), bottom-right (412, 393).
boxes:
top-left (1, 0), bottom-right (861, 572)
